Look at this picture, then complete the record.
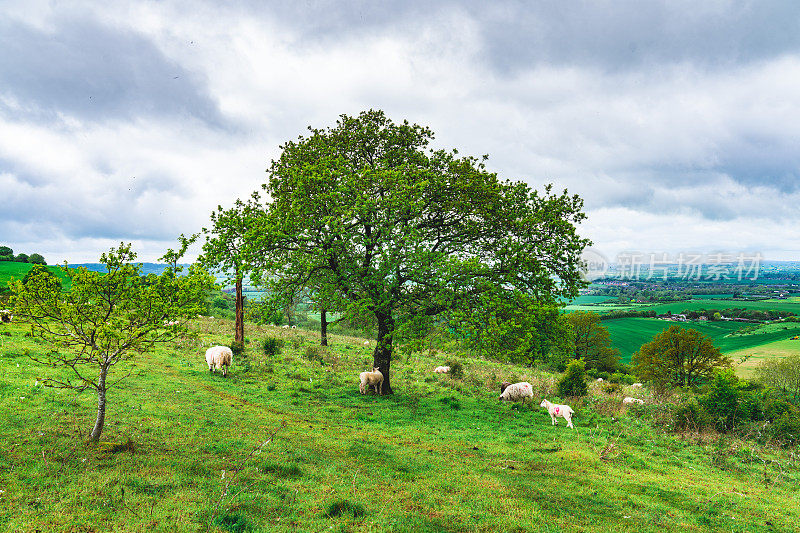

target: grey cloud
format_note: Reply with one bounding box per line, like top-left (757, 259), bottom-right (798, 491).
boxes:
top-left (0, 17), bottom-right (226, 127)
top-left (222, 0), bottom-right (800, 72)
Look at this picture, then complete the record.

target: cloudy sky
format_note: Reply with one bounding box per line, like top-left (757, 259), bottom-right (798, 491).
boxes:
top-left (2, 0), bottom-right (799, 264)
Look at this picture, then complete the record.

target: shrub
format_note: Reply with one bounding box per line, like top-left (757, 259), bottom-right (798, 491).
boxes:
top-left (557, 359), bottom-right (588, 397)
top-left (446, 360), bottom-right (464, 379)
top-left (304, 345), bottom-right (325, 364)
top-left (674, 397), bottom-right (710, 431)
top-left (262, 337), bottom-right (285, 357)
top-left (609, 372), bottom-right (634, 385)
top-left (28, 253), bottom-right (46, 265)
top-left (229, 341), bottom-right (245, 358)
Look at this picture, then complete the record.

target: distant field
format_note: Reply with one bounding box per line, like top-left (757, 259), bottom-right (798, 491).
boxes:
top-left (569, 298), bottom-right (800, 315)
top-left (0, 261), bottom-right (70, 289)
top-left (729, 338), bottom-right (800, 377)
top-left (605, 317), bottom-right (800, 370)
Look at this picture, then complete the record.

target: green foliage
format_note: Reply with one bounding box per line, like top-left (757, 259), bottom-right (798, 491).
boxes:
top-left (452, 291), bottom-right (573, 368)
top-left (700, 371), bottom-right (760, 431)
top-left (14, 253), bottom-right (28, 263)
top-left (304, 345), bottom-right (325, 364)
top-left (566, 311), bottom-right (619, 372)
top-left (446, 360), bottom-right (464, 379)
top-left (673, 397), bottom-right (711, 431)
top-left (262, 337), bottom-right (285, 357)
top-left (0, 245), bottom-right (12, 259)
top-left (632, 325), bottom-right (732, 388)
top-left (10, 243), bottom-right (214, 440)
top-left (230, 341), bottom-right (245, 358)
top-left (21, 264), bottom-right (59, 288)
top-left (27, 253), bottom-right (46, 265)
top-left (255, 110), bottom-right (590, 391)
top-left (754, 354), bottom-right (800, 401)
top-left (557, 359), bottom-right (588, 397)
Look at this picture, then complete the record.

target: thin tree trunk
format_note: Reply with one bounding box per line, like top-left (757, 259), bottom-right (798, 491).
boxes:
top-left (90, 365), bottom-right (108, 441)
top-left (373, 310), bottom-right (394, 394)
top-left (235, 274), bottom-right (244, 344)
top-left (320, 307), bottom-right (328, 347)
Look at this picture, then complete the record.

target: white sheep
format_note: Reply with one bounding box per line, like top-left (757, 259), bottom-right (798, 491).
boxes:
top-left (0, 310), bottom-right (12, 323)
top-left (540, 399), bottom-right (575, 429)
top-left (631, 383), bottom-right (643, 388)
top-left (433, 366), bottom-right (450, 374)
top-left (205, 345), bottom-right (233, 377)
top-left (359, 367), bottom-right (384, 395)
top-left (291, 325), bottom-right (297, 329)
top-left (499, 382), bottom-right (534, 404)
top-left (281, 324), bottom-right (290, 329)
top-left (623, 397), bottom-right (644, 405)
top-left (363, 340), bottom-right (370, 345)
top-left (596, 377), bottom-right (604, 382)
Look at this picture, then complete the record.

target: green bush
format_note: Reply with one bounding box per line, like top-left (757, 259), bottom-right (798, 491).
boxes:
top-left (446, 360), bottom-right (464, 379)
top-left (304, 345), bottom-right (325, 364)
top-left (229, 341), bottom-right (245, 358)
top-left (262, 337), bottom-right (285, 357)
top-left (609, 372), bottom-right (634, 385)
top-left (700, 371), bottom-right (762, 432)
top-left (557, 359), bottom-right (588, 397)
top-left (674, 397), bottom-right (710, 431)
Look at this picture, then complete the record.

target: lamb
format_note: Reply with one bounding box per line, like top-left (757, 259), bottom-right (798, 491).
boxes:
top-left (433, 366), bottom-right (450, 374)
top-left (205, 345), bottom-right (233, 377)
top-left (540, 399), bottom-right (575, 429)
top-left (499, 382), bottom-right (534, 404)
top-left (623, 396), bottom-right (644, 405)
top-left (359, 367), bottom-right (384, 395)
top-left (631, 383), bottom-right (643, 388)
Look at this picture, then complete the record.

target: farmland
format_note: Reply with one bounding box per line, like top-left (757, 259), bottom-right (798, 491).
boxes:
top-left (2, 317), bottom-right (800, 532)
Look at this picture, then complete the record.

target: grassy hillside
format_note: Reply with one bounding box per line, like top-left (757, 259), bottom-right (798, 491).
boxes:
top-left (1, 318), bottom-right (799, 531)
top-left (0, 261), bottom-right (70, 290)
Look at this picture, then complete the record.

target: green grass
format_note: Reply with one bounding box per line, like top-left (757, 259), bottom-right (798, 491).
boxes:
top-left (0, 261), bottom-right (71, 290)
top-left (565, 297), bottom-right (800, 316)
top-left (605, 317), bottom-right (800, 367)
top-left (1, 318), bottom-right (799, 531)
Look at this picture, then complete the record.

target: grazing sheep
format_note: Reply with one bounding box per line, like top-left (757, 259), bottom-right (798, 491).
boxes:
top-left (540, 399), bottom-right (575, 429)
top-left (281, 324), bottom-right (290, 329)
top-left (0, 310), bottom-right (12, 323)
top-left (205, 346), bottom-right (233, 377)
top-left (500, 381), bottom-right (511, 393)
top-left (596, 377), bottom-right (604, 382)
top-left (631, 383), bottom-right (643, 388)
top-left (291, 325), bottom-right (297, 329)
top-left (359, 367), bottom-right (383, 395)
top-left (623, 397), bottom-right (644, 405)
top-left (433, 366), bottom-right (450, 374)
top-left (499, 382), bottom-right (534, 404)
top-left (363, 340), bottom-right (370, 345)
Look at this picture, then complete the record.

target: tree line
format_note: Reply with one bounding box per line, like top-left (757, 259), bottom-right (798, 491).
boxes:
top-left (0, 246), bottom-right (46, 265)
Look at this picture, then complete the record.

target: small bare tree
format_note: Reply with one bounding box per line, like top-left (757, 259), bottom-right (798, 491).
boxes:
top-left (11, 243), bottom-right (214, 441)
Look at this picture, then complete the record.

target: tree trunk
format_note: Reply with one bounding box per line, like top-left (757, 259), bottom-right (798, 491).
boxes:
top-left (320, 307), bottom-right (328, 347)
top-left (235, 273), bottom-right (244, 344)
top-left (90, 365), bottom-right (109, 441)
top-left (373, 310), bottom-right (395, 394)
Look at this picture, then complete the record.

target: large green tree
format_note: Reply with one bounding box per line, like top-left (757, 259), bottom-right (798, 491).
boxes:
top-left (11, 243), bottom-right (214, 441)
top-left (566, 311), bottom-right (619, 372)
top-left (255, 110), bottom-right (589, 393)
top-left (632, 325), bottom-right (731, 387)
